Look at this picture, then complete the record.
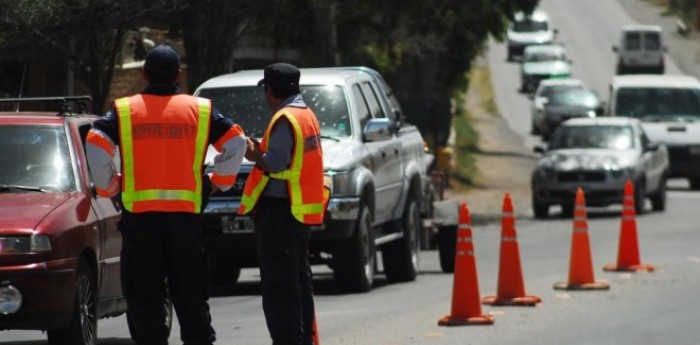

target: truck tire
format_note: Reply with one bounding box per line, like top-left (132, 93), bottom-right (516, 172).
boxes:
top-left (333, 204), bottom-right (375, 292)
top-left (382, 196), bottom-right (420, 282)
top-left (437, 226), bottom-right (456, 273)
top-left (650, 175), bottom-right (667, 211)
top-left (47, 258), bottom-right (97, 345)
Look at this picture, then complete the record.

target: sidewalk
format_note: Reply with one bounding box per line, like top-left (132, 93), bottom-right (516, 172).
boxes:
top-left (618, 0), bottom-right (700, 78)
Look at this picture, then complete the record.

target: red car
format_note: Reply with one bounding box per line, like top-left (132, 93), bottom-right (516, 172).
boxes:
top-left (0, 97), bottom-right (171, 345)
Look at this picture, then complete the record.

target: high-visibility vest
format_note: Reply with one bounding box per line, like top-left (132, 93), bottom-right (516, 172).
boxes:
top-left (238, 106), bottom-right (328, 225)
top-left (115, 94), bottom-right (211, 213)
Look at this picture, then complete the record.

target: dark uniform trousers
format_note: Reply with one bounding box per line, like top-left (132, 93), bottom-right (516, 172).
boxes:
top-left (254, 196), bottom-right (315, 345)
top-left (120, 211), bottom-right (216, 345)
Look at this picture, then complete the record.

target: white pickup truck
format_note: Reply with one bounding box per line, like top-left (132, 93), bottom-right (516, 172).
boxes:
top-left (195, 67), bottom-right (439, 292)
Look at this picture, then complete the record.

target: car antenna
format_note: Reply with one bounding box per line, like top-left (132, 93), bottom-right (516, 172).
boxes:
top-left (15, 62), bottom-right (28, 112)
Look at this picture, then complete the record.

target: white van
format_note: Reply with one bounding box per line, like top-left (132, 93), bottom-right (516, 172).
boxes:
top-left (613, 25), bottom-right (665, 74)
top-left (608, 75), bottom-right (700, 189)
top-left (506, 10), bottom-right (557, 61)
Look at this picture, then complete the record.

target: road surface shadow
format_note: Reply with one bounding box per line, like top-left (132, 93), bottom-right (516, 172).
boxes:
top-left (0, 337), bottom-right (136, 345)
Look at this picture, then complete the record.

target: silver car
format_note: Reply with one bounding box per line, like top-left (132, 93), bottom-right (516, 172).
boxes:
top-left (531, 117), bottom-right (668, 218)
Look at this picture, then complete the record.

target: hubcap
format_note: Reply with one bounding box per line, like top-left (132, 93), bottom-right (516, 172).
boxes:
top-left (78, 274), bottom-right (95, 345)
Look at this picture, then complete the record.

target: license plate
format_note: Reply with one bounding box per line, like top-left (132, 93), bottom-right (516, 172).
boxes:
top-left (221, 216), bottom-right (254, 234)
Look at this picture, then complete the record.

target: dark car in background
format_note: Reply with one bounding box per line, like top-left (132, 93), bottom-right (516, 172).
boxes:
top-left (534, 87), bottom-right (605, 140)
top-left (0, 98), bottom-right (171, 345)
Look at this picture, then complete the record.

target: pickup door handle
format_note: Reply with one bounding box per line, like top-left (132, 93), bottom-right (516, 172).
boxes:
top-left (394, 148), bottom-right (399, 156)
top-left (381, 151), bottom-right (387, 159)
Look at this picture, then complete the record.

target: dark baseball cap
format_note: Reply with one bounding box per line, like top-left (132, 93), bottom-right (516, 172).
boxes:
top-left (257, 63), bottom-right (300, 95)
top-left (143, 45), bottom-right (181, 83)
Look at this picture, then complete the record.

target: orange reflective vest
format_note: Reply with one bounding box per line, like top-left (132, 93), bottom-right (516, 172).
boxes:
top-left (238, 106), bottom-right (328, 225)
top-left (115, 94), bottom-right (211, 213)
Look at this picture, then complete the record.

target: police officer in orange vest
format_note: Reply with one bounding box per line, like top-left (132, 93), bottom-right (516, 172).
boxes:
top-left (239, 63), bottom-right (327, 345)
top-left (86, 45), bottom-right (247, 345)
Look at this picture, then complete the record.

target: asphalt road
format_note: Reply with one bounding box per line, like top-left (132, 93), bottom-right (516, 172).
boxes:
top-left (3, 0), bottom-right (700, 344)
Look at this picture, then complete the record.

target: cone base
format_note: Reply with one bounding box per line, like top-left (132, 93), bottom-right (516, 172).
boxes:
top-left (438, 314), bottom-right (494, 326)
top-left (482, 295), bottom-right (541, 306)
top-left (553, 280), bottom-right (610, 290)
top-left (603, 263), bottom-right (655, 272)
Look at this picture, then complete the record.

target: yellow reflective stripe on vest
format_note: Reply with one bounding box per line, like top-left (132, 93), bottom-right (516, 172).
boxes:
top-left (117, 97), bottom-right (211, 212)
top-left (191, 98), bottom-right (211, 212)
top-left (240, 175), bottom-right (270, 212)
top-left (116, 98), bottom-right (135, 205)
top-left (274, 112), bottom-right (308, 219)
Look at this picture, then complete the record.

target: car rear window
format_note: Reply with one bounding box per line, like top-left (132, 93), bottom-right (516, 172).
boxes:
top-left (198, 85), bottom-right (351, 138)
top-left (614, 87), bottom-right (700, 120)
top-left (644, 32), bottom-right (660, 50)
top-left (0, 125), bottom-right (75, 192)
top-left (624, 32), bottom-right (641, 50)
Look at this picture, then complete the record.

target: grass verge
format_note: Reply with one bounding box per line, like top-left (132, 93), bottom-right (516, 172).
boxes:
top-left (450, 64), bottom-right (497, 191)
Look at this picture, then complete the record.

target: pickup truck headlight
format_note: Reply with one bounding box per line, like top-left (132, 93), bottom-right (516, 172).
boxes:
top-left (324, 171), bottom-right (353, 196)
top-left (0, 235), bottom-right (52, 253)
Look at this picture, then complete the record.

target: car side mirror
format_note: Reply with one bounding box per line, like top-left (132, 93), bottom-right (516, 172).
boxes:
top-left (612, 45), bottom-right (618, 53)
top-left (644, 142), bottom-right (659, 152)
top-left (392, 109), bottom-right (403, 129)
top-left (533, 145), bottom-right (546, 154)
top-left (363, 118), bottom-right (393, 142)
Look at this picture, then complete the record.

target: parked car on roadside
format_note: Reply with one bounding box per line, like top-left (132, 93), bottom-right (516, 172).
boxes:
top-left (506, 10), bottom-right (557, 61)
top-left (534, 87), bottom-right (605, 141)
top-left (608, 74), bottom-right (700, 189)
top-left (194, 67), bottom-right (434, 293)
top-left (613, 25), bottom-right (665, 75)
top-left (531, 117), bottom-right (668, 218)
top-left (0, 97), bottom-right (172, 345)
top-left (530, 78), bottom-right (584, 134)
top-left (520, 44), bottom-right (572, 93)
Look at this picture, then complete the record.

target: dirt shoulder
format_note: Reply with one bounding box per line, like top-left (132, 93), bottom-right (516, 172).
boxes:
top-left (445, 60), bottom-right (538, 225)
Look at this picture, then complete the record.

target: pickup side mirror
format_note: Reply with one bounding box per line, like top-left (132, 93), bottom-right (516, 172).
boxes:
top-left (363, 118), bottom-right (393, 142)
top-left (393, 109), bottom-right (403, 128)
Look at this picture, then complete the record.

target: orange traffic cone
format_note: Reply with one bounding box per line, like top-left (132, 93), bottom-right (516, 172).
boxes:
top-left (312, 314), bottom-right (320, 345)
top-left (438, 202), bottom-right (494, 326)
top-left (603, 180), bottom-right (655, 272)
top-left (554, 188), bottom-right (610, 290)
top-left (482, 193), bottom-right (541, 306)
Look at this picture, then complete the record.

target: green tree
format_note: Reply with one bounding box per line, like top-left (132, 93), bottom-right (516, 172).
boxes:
top-left (0, 0), bottom-right (165, 112)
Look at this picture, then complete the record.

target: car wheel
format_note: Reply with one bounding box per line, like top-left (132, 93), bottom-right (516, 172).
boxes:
top-left (47, 258), bottom-right (97, 345)
top-left (634, 180), bottom-right (646, 215)
top-left (333, 204), bottom-right (375, 292)
top-left (561, 204), bottom-right (574, 218)
top-left (126, 284), bottom-right (173, 341)
top-left (437, 226), bottom-right (456, 273)
top-left (533, 195), bottom-right (549, 219)
top-left (650, 175), bottom-right (667, 211)
top-left (382, 195), bottom-right (420, 282)
top-left (689, 178), bottom-right (700, 190)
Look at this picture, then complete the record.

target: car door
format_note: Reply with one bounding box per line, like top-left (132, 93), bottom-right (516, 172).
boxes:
top-left (78, 122), bottom-right (122, 299)
top-left (352, 83), bottom-right (401, 224)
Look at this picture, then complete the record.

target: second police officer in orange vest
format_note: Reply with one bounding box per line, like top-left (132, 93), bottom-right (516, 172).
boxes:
top-left (239, 63), bottom-right (328, 345)
top-left (86, 45), bottom-right (247, 345)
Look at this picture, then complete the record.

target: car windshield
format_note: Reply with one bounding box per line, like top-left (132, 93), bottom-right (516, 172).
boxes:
top-left (199, 85), bottom-right (351, 138)
top-left (548, 88), bottom-right (599, 107)
top-left (0, 125), bottom-right (75, 192)
top-left (614, 87), bottom-right (700, 121)
top-left (549, 125), bottom-right (635, 150)
top-left (511, 19), bottom-right (548, 32)
top-left (524, 50), bottom-right (563, 62)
